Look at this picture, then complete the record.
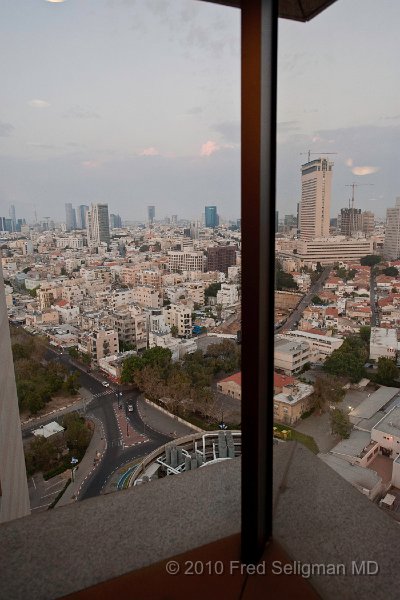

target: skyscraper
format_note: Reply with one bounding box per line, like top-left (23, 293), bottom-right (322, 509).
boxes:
top-left (75, 205), bottom-right (89, 230)
top-left (9, 205), bottom-right (16, 231)
top-left (87, 203), bottom-right (110, 248)
top-left (110, 213), bottom-right (122, 229)
top-left (148, 205), bottom-right (155, 225)
top-left (299, 157), bottom-right (333, 240)
top-left (0, 264), bottom-right (30, 523)
top-left (384, 199), bottom-right (400, 260)
top-left (205, 206), bottom-right (219, 228)
top-left (65, 203), bottom-right (77, 231)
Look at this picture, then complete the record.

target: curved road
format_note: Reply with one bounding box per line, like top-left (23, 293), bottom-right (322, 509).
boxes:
top-left (37, 347), bottom-right (175, 500)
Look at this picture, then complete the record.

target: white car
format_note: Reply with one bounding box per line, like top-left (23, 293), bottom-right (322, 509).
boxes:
top-left (102, 381), bottom-right (110, 387)
top-left (127, 404), bottom-right (134, 412)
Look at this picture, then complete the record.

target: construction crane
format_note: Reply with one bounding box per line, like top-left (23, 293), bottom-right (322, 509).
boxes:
top-left (300, 150), bottom-right (337, 163)
top-left (344, 182), bottom-right (374, 235)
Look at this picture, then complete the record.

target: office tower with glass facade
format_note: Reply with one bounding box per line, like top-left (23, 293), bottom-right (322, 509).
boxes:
top-left (87, 203), bottom-right (110, 248)
top-left (148, 205), bottom-right (155, 225)
top-left (65, 203), bottom-right (77, 231)
top-left (205, 206), bottom-right (219, 228)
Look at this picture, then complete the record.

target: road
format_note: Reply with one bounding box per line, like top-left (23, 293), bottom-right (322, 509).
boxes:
top-left (25, 346), bottom-right (176, 500)
top-left (370, 267), bottom-right (379, 326)
top-left (277, 266), bottom-right (331, 333)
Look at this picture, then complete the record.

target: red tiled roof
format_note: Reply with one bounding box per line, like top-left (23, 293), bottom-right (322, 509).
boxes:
top-left (274, 372), bottom-right (295, 389)
top-left (219, 372), bottom-right (241, 386)
top-left (325, 307), bottom-right (338, 316)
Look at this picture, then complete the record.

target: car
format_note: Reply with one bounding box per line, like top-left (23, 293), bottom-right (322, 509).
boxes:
top-left (102, 381), bottom-right (110, 387)
top-left (127, 404), bottom-right (134, 412)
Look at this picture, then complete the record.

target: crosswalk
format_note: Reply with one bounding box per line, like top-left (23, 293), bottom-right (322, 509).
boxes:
top-left (91, 390), bottom-right (115, 399)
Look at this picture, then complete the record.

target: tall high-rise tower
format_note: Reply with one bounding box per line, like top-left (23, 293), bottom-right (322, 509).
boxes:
top-left (384, 199), bottom-right (400, 260)
top-left (148, 206), bottom-right (155, 225)
top-left (75, 205), bottom-right (89, 230)
top-left (9, 205), bottom-right (16, 232)
top-left (299, 157), bottom-right (333, 240)
top-left (205, 206), bottom-right (219, 228)
top-left (87, 203), bottom-right (110, 248)
top-left (0, 264), bottom-right (30, 523)
top-left (65, 203), bottom-right (76, 231)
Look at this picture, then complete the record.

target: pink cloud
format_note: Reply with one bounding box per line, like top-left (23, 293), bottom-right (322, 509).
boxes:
top-left (81, 160), bottom-right (102, 169)
top-left (139, 147), bottom-right (160, 156)
top-left (200, 140), bottom-right (220, 157)
top-left (351, 166), bottom-right (380, 176)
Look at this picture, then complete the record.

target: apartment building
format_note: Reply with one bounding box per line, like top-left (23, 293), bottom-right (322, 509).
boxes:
top-left (131, 286), bottom-right (161, 308)
top-left (168, 250), bottom-right (205, 273)
top-left (206, 245), bottom-right (237, 274)
top-left (86, 329), bottom-right (119, 362)
top-left (216, 283), bottom-right (239, 306)
top-left (163, 304), bottom-right (192, 338)
top-left (274, 335), bottom-right (311, 375)
top-left (109, 307), bottom-right (147, 351)
top-left (384, 198), bottom-right (400, 260)
top-left (184, 282), bottom-right (205, 305)
top-left (134, 269), bottom-right (162, 289)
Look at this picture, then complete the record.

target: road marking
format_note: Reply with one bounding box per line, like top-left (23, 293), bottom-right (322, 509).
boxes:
top-left (45, 479), bottom-right (65, 490)
top-left (32, 503), bottom-right (52, 510)
top-left (32, 477), bottom-right (36, 490)
top-left (42, 488), bottom-right (64, 499)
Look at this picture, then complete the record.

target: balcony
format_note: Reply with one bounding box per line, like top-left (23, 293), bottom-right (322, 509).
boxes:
top-left (1, 442), bottom-right (399, 599)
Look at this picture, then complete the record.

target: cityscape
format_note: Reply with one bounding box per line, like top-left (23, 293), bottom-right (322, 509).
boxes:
top-left (2, 0), bottom-right (400, 599)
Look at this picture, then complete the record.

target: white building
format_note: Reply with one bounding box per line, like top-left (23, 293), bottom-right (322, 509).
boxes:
top-left (285, 330), bottom-right (343, 362)
top-left (299, 157), bottom-right (333, 241)
top-left (274, 335), bottom-right (311, 375)
top-left (296, 237), bottom-right (374, 266)
top-left (168, 251), bottom-right (205, 273)
top-left (369, 327), bottom-right (398, 361)
top-left (216, 283), bottom-right (239, 306)
top-left (384, 198), bottom-right (400, 260)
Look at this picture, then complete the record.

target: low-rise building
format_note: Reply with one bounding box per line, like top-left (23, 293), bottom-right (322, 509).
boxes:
top-left (274, 335), bottom-right (311, 375)
top-left (285, 330), bottom-right (343, 362)
top-left (273, 380), bottom-right (314, 425)
top-left (217, 372), bottom-right (241, 400)
top-left (369, 327), bottom-right (398, 361)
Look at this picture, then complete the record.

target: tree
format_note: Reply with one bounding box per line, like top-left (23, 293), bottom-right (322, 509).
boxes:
top-left (311, 295), bottom-right (326, 305)
top-left (25, 436), bottom-right (59, 474)
top-left (316, 262), bottom-right (323, 273)
top-left (359, 326), bottom-right (371, 345)
top-left (171, 325), bottom-right (179, 338)
top-left (383, 266), bottom-right (399, 277)
top-left (275, 260), bottom-right (298, 291)
top-left (312, 375), bottom-right (345, 413)
top-left (323, 336), bottom-right (367, 383)
top-left (205, 282), bottom-right (222, 299)
top-left (374, 357), bottom-right (399, 386)
top-left (330, 409), bottom-right (352, 439)
top-left (63, 413), bottom-right (91, 454)
top-left (121, 355), bottom-right (144, 384)
top-left (360, 255), bottom-right (381, 267)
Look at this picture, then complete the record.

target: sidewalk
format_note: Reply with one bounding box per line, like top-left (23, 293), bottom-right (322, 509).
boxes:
top-left (56, 413), bottom-right (107, 506)
top-left (136, 396), bottom-right (198, 438)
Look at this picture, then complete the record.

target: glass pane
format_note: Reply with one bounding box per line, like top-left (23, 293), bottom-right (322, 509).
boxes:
top-left (0, 0), bottom-right (240, 523)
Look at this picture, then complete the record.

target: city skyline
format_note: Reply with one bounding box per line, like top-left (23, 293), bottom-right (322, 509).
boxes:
top-left (1, 1), bottom-right (400, 222)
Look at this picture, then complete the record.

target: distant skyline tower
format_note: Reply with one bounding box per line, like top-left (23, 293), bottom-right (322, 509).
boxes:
top-left (0, 263), bottom-right (30, 523)
top-left (205, 206), bottom-right (219, 228)
top-left (110, 213), bottom-right (122, 229)
top-left (75, 205), bottom-right (89, 230)
top-left (383, 198), bottom-right (400, 260)
top-left (65, 203), bottom-right (77, 231)
top-left (87, 203), bottom-right (110, 248)
top-left (9, 205), bottom-right (16, 231)
top-left (148, 205), bottom-right (155, 225)
top-left (299, 157), bottom-right (333, 240)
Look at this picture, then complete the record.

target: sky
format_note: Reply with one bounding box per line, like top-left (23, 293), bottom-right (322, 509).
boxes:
top-left (0, 0), bottom-right (399, 223)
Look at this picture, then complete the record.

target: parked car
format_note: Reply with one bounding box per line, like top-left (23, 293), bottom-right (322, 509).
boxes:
top-left (102, 381), bottom-right (110, 387)
top-left (127, 404), bottom-right (134, 412)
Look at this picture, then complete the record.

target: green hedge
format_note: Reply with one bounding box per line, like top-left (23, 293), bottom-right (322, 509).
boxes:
top-left (43, 464), bottom-right (69, 481)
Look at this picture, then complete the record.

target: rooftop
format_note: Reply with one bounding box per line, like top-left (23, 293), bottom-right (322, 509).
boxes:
top-left (349, 387), bottom-right (399, 422)
top-left (373, 406), bottom-right (400, 437)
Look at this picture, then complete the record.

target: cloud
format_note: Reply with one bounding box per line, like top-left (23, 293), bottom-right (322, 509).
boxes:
top-left (28, 99), bottom-right (51, 108)
top-left (346, 158), bottom-right (353, 167)
top-left (351, 166), bottom-right (380, 176)
top-left (26, 142), bottom-right (55, 149)
top-left (213, 121), bottom-right (240, 144)
top-left (186, 107), bottom-right (203, 115)
top-left (200, 141), bottom-right (220, 157)
top-left (139, 147), bottom-right (160, 156)
top-left (45, 1), bottom-right (67, 3)
top-left (62, 106), bottom-right (100, 119)
top-left (81, 160), bottom-right (102, 169)
top-left (0, 121), bottom-right (14, 137)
